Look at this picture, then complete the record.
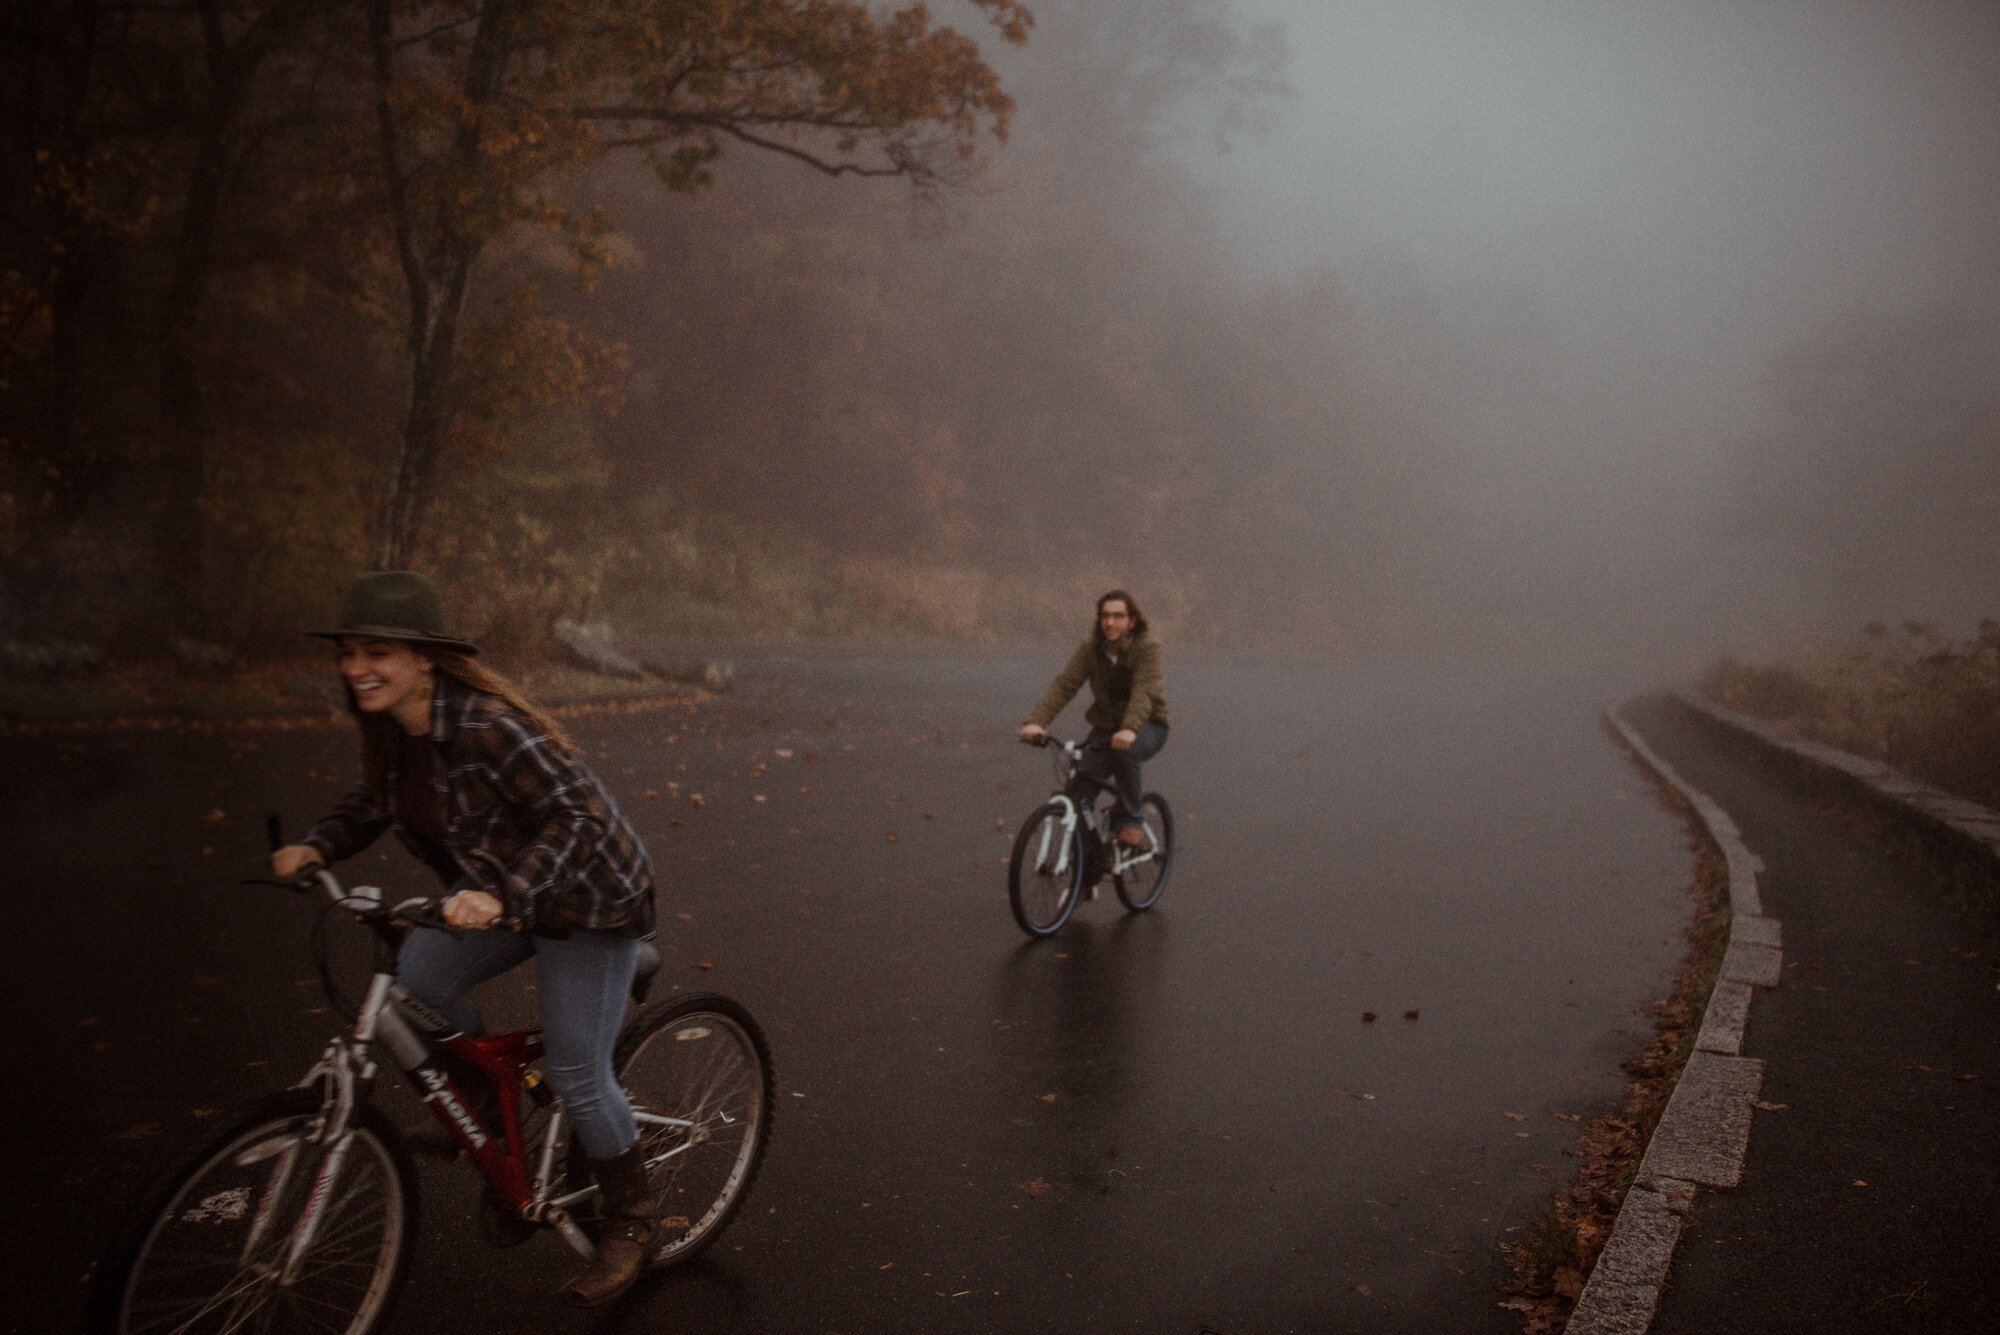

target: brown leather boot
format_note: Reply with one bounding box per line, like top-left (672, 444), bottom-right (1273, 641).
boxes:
top-left (564, 1143), bottom-right (663, 1307)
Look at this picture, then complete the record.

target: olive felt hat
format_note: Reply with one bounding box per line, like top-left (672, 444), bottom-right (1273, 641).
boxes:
top-left (309, 571), bottom-right (479, 655)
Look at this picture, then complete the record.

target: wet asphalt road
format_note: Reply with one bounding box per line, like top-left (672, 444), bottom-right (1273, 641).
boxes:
top-left (7, 652), bottom-right (1695, 1334)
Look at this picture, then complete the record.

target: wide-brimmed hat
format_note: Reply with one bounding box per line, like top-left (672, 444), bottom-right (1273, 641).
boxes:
top-left (309, 571), bottom-right (479, 655)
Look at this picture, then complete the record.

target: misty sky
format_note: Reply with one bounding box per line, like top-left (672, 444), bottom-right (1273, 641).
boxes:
top-left (1207, 0), bottom-right (2000, 346)
top-left (1149, 0), bottom-right (2000, 660)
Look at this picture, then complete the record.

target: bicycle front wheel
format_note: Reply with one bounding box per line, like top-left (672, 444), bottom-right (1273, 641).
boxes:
top-left (89, 1091), bottom-right (418, 1335)
top-left (1008, 801), bottom-right (1084, 936)
top-left (1113, 792), bottom-right (1175, 911)
top-left (615, 993), bottom-right (774, 1266)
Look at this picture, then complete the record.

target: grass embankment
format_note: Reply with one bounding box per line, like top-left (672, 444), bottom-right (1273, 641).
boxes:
top-left (1702, 620), bottom-right (2000, 810)
top-left (1701, 620), bottom-right (2000, 934)
top-left (1499, 723), bottom-right (1733, 1335)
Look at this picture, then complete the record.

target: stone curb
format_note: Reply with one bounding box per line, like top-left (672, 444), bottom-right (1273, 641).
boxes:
top-left (1565, 705), bottom-right (1784, 1335)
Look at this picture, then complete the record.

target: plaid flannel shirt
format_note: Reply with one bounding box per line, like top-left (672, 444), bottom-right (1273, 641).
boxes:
top-left (302, 677), bottom-right (656, 938)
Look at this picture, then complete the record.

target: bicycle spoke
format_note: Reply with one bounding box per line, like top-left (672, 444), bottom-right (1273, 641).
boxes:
top-left (103, 1103), bottom-right (410, 1335)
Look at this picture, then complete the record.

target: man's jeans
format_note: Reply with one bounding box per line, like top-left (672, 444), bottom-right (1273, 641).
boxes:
top-left (1077, 722), bottom-right (1169, 831)
top-left (397, 926), bottom-right (641, 1160)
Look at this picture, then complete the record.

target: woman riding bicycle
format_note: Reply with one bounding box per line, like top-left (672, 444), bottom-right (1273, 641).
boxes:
top-left (269, 570), bottom-right (661, 1308)
top-left (1019, 589), bottom-right (1171, 844)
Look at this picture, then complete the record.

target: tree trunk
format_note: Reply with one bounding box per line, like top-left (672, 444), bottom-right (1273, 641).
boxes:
top-left (365, 0), bottom-right (517, 569)
top-left (151, 1), bottom-right (286, 636)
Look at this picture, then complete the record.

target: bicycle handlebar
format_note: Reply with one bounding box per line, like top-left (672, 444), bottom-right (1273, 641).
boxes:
top-left (1021, 733), bottom-right (1099, 758)
top-left (242, 865), bottom-right (516, 935)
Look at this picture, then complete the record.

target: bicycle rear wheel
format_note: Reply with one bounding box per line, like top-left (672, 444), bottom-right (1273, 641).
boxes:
top-left (614, 993), bottom-right (774, 1266)
top-left (1008, 801), bottom-right (1084, 936)
top-left (88, 1090), bottom-right (417, 1335)
top-left (1113, 793), bottom-right (1175, 911)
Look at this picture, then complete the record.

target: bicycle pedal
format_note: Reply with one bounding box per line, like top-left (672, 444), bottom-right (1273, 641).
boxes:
top-left (478, 1191), bottom-right (538, 1249)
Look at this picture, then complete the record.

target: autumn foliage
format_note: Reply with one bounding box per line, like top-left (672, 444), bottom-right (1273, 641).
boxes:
top-left (1, 0), bottom-right (1030, 651)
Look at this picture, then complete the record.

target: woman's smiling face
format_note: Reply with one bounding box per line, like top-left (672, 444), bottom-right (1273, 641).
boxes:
top-left (335, 637), bottom-right (435, 733)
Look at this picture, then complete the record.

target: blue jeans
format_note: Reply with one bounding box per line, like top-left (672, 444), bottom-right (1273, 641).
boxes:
top-left (1077, 722), bottom-right (1169, 831)
top-left (397, 927), bottom-right (641, 1161)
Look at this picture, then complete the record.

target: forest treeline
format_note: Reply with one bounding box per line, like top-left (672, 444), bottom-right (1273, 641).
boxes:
top-left (2, 0), bottom-right (1032, 653)
top-left (9, 1), bottom-right (1996, 665)
top-left (3, 0), bottom-right (1350, 658)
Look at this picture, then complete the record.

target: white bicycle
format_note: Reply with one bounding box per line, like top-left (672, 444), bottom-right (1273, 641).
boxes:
top-left (1007, 734), bottom-right (1175, 937)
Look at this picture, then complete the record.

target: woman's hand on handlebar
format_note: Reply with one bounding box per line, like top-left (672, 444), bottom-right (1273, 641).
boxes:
top-left (1019, 722), bottom-right (1047, 744)
top-left (441, 888), bottom-right (504, 930)
top-left (271, 844), bottom-right (325, 878)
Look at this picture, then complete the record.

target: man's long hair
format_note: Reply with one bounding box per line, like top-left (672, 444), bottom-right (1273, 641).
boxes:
top-left (1095, 588), bottom-right (1148, 646)
top-left (347, 650), bottom-right (576, 802)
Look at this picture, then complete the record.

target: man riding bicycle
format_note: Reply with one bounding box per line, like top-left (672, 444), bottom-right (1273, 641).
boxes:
top-left (1018, 589), bottom-right (1171, 845)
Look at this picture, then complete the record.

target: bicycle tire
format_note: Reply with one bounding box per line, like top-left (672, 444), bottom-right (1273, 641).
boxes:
top-left (88, 1090), bottom-right (418, 1335)
top-left (1008, 801), bottom-right (1084, 936)
top-left (1113, 792), bottom-right (1175, 911)
top-left (613, 992), bottom-right (774, 1266)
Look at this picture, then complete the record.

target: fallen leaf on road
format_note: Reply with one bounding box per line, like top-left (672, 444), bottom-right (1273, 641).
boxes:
top-left (754, 794), bottom-right (767, 803)
top-left (885, 831), bottom-right (899, 842)
top-left (668, 817), bottom-right (684, 826)
top-left (695, 957), bottom-right (713, 970)
top-left (750, 763), bottom-right (765, 775)
top-left (1504, 1111), bottom-right (1527, 1121)
top-left (1853, 1180), bottom-right (1867, 1187)
top-left (1020, 1179), bottom-right (1053, 1197)
top-left (994, 818), bottom-right (1006, 829)
top-left (1352, 1284), bottom-right (1371, 1295)
top-left (642, 789), bottom-right (657, 798)
top-left (1751, 1099), bottom-right (1787, 1111)
top-left (1403, 1009), bottom-right (1420, 1020)
top-left (116, 1123), bottom-right (162, 1140)
top-left (1551, 1111), bottom-right (1580, 1121)
top-left (689, 793), bottom-right (705, 807)
top-left (1040, 1093), bottom-right (1057, 1102)
top-left (199, 808), bottom-right (226, 822)
top-left (1361, 1011), bottom-right (1377, 1022)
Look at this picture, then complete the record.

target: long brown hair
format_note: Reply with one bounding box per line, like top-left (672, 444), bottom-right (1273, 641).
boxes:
top-left (348, 649), bottom-right (577, 803)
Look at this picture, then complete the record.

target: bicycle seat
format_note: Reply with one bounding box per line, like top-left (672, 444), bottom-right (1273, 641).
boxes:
top-left (631, 942), bottom-right (660, 1004)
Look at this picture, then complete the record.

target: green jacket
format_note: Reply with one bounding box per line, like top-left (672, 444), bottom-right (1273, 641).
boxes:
top-left (1026, 630), bottom-right (1170, 734)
